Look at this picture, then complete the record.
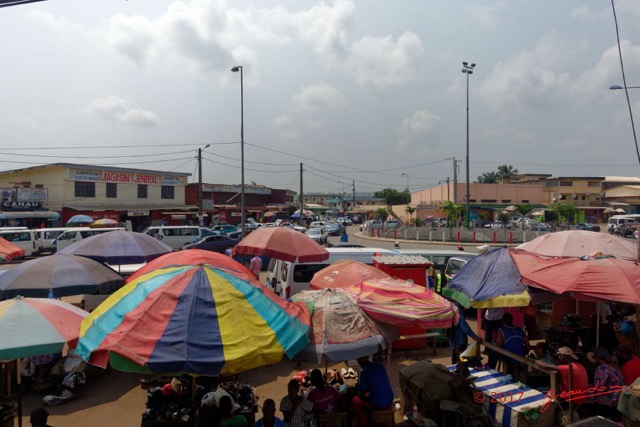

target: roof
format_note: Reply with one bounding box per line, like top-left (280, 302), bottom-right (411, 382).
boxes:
top-left (0, 163), bottom-right (191, 177)
top-left (604, 176), bottom-right (640, 183)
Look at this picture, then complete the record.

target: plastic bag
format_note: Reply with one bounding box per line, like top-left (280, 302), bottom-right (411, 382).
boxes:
top-left (460, 343), bottom-right (478, 360)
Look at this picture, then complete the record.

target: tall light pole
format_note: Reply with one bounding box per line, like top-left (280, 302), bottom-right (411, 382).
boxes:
top-left (198, 144), bottom-right (210, 225)
top-left (401, 173), bottom-right (409, 192)
top-left (610, 85), bottom-right (640, 90)
top-left (609, 84), bottom-right (640, 166)
top-left (231, 65), bottom-right (245, 237)
top-left (462, 61), bottom-right (475, 228)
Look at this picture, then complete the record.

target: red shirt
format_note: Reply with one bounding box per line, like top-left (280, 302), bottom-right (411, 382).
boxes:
top-left (557, 363), bottom-right (589, 404)
top-left (622, 356), bottom-right (640, 385)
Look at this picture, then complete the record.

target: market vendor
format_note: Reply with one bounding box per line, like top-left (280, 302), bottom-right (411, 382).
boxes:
top-left (534, 346), bottom-right (589, 406)
top-left (305, 369), bottom-right (341, 416)
top-left (279, 379), bottom-right (311, 427)
top-left (352, 356), bottom-right (394, 427)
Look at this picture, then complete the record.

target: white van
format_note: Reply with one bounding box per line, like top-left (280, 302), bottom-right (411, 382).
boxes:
top-left (608, 214), bottom-right (640, 233)
top-left (396, 249), bottom-right (477, 270)
top-left (0, 229), bottom-right (40, 257)
top-left (266, 247), bottom-right (397, 299)
top-left (141, 226), bottom-right (214, 250)
top-left (53, 227), bottom-right (124, 251)
top-left (34, 227), bottom-right (76, 255)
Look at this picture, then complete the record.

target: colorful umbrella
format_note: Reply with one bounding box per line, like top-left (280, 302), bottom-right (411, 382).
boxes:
top-left (309, 259), bottom-right (391, 290)
top-left (232, 226), bottom-right (329, 263)
top-left (125, 249), bottom-right (252, 283)
top-left (0, 254), bottom-right (124, 300)
top-left (66, 214), bottom-right (95, 226)
top-left (443, 247), bottom-right (531, 308)
top-left (518, 230), bottom-right (639, 261)
top-left (0, 237), bottom-right (25, 261)
top-left (341, 278), bottom-right (458, 329)
top-left (76, 265), bottom-right (310, 376)
top-left (292, 289), bottom-right (386, 363)
top-left (90, 218), bottom-right (119, 228)
top-left (59, 230), bottom-right (172, 264)
top-left (0, 297), bottom-right (89, 360)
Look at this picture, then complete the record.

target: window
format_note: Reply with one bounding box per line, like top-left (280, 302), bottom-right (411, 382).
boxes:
top-left (544, 182), bottom-right (556, 187)
top-left (588, 182), bottom-right (600, 187)
top-left (480, 199), bottom-right (497, 203)
top-left (501, 200), bottom-right (511, 203)
top-left (138, 184), bottom-right (148, 199)
top-left (522, 199), bottom-right (529, 203)
top-left (559, 181), bottom-right (573, 187)
top-left (106, 183), bottom-right (117, 198)
top-left (75, 181), bottom-right (95, 198)
top-left (161, 185), bottom-right (175, 200)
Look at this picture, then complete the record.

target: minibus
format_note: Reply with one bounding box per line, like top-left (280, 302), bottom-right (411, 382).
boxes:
top-left (53, 227), bottom-right (124, 251)
top-left (0, 229), bottom-right (39, 257)
top-left (141, 226), bottom-right (215, 250)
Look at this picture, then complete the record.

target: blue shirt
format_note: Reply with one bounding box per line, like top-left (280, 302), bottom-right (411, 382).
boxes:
top-left (254, 417), bottom-right (285, 427)
top-left (358, 362), bottom-right (394, 409)
top-left (450, 306), bottom-right (478, 349)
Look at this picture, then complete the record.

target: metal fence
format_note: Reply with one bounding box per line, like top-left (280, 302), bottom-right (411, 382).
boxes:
top-left (364, 226), bottom-right (552, 245)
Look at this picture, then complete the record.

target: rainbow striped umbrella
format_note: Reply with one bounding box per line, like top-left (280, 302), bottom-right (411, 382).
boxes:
top-left (76, 264), bottom-right (310, 376)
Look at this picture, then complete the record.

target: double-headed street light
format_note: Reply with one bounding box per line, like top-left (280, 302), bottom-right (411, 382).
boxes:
top-left (610, 85), bottom-right (640, 90)
top-left (462, 61), bottom-right (475, 229)
top-left (231, 65), bottom-right (245, 238)
top-left (401, 173), bottom-right (409, 192)
top-left (609, 84), bottom-right (640, 166)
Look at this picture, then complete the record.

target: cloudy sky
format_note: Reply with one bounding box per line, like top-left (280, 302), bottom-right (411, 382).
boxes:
top-left (2, 0), bottom-right (640, 195)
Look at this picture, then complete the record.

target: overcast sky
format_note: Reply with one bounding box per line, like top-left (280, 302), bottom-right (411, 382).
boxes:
top-left (1, 0), bottom-right (640, 195)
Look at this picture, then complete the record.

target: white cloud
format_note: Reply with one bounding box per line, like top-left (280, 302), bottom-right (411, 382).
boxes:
top-left (396, 110), bottom-right (441, 152)
top-left (292, 83), bottom-right (345, 111)
top-left (86, 96), bottom-right (160, 127)
top-left (272, 116), bottom-right (292, 128)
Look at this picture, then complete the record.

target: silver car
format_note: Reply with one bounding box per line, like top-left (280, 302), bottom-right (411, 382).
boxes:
top-left (305, 227), bottom-right (327, 244)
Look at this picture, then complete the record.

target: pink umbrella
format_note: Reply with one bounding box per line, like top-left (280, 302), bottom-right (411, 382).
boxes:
top-left (518, 230), bottom-right (639, 261)
top-left (309, 259), bottom-right (391, 290)
top-left (232, 226), bottom-right (329, 263)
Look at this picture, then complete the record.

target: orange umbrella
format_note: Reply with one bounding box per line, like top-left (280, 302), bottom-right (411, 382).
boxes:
top-left (232, 226), bottom-right (329, 263)
top-left (0, 237), bottom-right (25, 261)
top-left (518, 230), bottom-right (639, 261)
top-left (309, 259), bottom-right (390, 290)
top-left (90, 218), bottom-right (119, 228)
top-left (126, 249), bottom-right (252, 283)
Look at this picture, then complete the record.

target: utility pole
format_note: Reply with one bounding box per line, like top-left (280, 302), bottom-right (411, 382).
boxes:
top-left (452, 157), bottom-right (459, 203)
top-left (352, 180), bottom-right (356, 212)
top-left (299, 163), bottom-right (304, 224)
top-left (447, 177), bottom-right (450, 201)
top-left (197, 144), bottom-right (210, 226)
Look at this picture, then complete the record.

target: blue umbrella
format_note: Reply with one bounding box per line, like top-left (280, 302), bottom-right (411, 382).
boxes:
top-left (60, 230), bottom-right (172, 264)
top-left (66, 214), bottom-right (95, 226)
top-left (442, 247), bottom-right (530, 308)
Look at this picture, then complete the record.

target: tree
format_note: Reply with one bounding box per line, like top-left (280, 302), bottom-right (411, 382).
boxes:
top-left (550, 202), bottom-right (578, 228)
top-left (375, 188), bottom-right (410, 205)
top-left (515, 204), bottom-right (533, 229)
top-left (405, 206), bottom-right (416, 226)
top-left (439, 201), bottom-right (464, 228)
top-left (376, 208), bottom-right (389, 221)
top-left (477, 171), bottom-right (499, 183)
top-left (496, 165), bottom-right (519, 182)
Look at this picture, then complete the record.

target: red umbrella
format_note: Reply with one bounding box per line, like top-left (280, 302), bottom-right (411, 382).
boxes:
top-left (0, 237), bottom-right (25, 261)
top-left (232, 226), bottom-right (329, 263)
top-left (126, 249), bottom-right (252, 283)
top-left (511, 249), bottom-right (640, 304)
top-left (309, 259), bottom-right (390, 290)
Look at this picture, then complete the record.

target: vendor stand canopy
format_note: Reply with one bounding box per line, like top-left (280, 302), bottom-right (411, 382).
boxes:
top-left (66, 214), bottom-right (95, 226)
top-left (232, 226), bottom-right (329, 263)
top-left (292, 289), bottom-right (387, 363)
top-left (309, 259), bottom-right (391, 290)
top-left (76, 264), bottom-right (310, 376)
top-left (340, 278), bottom-right (459, 329)
top-left (0, 237), bottom-right (25, 262)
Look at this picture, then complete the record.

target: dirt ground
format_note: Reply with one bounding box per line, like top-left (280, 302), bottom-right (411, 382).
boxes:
top-left (18, 334), bottom-right (466, 426)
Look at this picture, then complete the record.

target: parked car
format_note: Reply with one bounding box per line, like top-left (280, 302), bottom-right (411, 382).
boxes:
top-left (305, 227), bottom-right (328, 244)
top-left (571, 222), bottom-right (601, 232)
top-left (182, 234), bottom-right (239, 253)
top-left (526, 222), bottom-right (550, 231)
top-left (360, 220), bottom-right (383, 232)
top-left (384, 220), bottom-right (401, 229)
top-left (485, 221), bottom-right (505, 229)
top-left (211, 224), bottom-right (240, 235)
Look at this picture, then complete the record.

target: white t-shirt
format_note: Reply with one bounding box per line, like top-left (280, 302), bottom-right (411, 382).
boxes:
top-left (484, 308), bottom-right (503, 321)
top-left (598, 302), bottom-right (611, 324)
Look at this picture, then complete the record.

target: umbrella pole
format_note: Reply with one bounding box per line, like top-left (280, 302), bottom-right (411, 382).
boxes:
top-left (596, 303), bottom-right (601, 347)
top-left (17, 358), bottom-right (22, 427)
top-left (190, 375), bottom-right (197, 427)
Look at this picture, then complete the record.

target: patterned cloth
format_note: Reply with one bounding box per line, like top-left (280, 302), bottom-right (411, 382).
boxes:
top-left (279, 395), bottom-right (312, 427)
top-left (593, 363), bottom-right (625, 407)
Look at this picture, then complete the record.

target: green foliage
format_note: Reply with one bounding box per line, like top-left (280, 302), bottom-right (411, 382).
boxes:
top-left (498, 211), bottom-right (510, 226)
top-left (405, 206), bottom-right (416, 225)
top-left (550, 202), bottom-right (578, 225)
top-left (496, 164), bottom-right (519, 180)
top-left (440, 201), bottom-right (464, 227)
top-left (477, 171), bottom-right (499, 183)
top-left (375, 188), bottom-right (410, 205)
top-left (376, 208), bottom-right (389, 221)
top-left (515, 204), bottom-right (532, 217)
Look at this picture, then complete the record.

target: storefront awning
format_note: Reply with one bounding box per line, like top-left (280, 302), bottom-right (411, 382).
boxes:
top-left (606, 201), bottom-right (630, 206)
top-left (0, 211), bottom-right (60, 220)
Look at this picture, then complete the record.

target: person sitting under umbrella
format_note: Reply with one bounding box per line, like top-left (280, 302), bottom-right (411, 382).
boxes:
top-left (253, 398), bottom-right (285, 427)
top-left (351, 356), bottom-right (394, 427)
top-left (304, 369), bottom-right (341, 416)
top-left (494, 312), bottom-right (529, 377)
top-left (219, 395), bottom-right (248, 427)
top-left (279, 379), bottom-right (312, 427)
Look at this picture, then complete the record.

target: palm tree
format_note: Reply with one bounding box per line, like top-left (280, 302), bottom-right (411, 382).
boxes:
top-left (496, 165), bottom-right (519, 183)
top-left (405, 206), bottom-right (416, 226)
top-left (477, 171), bottom-right (499, 183)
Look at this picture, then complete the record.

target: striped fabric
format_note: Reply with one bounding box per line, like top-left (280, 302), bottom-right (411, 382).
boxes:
top-left (447, 366), bottom-right (553, 427)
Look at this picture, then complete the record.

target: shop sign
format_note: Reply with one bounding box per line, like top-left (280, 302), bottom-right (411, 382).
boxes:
top-left (230, 212), bottom-right (241, 217)
top-left (70, 170), bottom-right (100, 181)
top-left (209, 184), bottom-right (271, 195)
top-left (2, 201), bottom-right (43, 210)
top-left (134, 174), bottom-right (159, 184)
top-left (17, 188), bottom-right (48, 202)
top-left (0, 188), bottom-right (16, 202)
top-left (103, 172), bottom-right (131, 183)
top-left (127, 210), bottom-right (150, 216)
top-left (163, 176), bottom-right (183, 185)
top-left (203, 200), bottom-right (215, 210)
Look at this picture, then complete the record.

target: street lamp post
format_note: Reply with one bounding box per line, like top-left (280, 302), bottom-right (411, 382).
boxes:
top-left (610, 85), bottom-right (640, 90)
top-left (231, 65), bottom-right (245, 238)
top-left (401, 173), bottom-right (409, 192)
top-left (462, 61), bottom-right (475, 229)
top-left (609, 84), bottom-right (640, 167)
